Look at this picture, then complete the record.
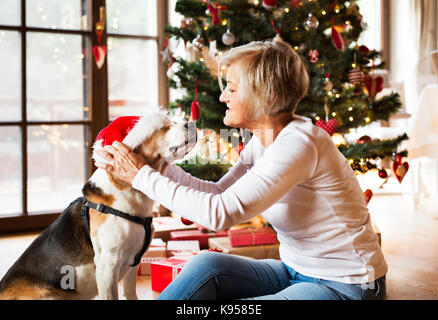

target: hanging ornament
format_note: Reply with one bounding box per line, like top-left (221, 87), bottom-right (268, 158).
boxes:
top-left (364, 74), bottom-right (383, 101)
top-left (193, 35), bottom-right (205, 50)
top-left (357, 135), bottom-right (372, 144)
top-left (323, 73), bottom-right (333, 91)
top-left (222, 28), bottom-right (236, 46)
top-left (271, 20), bottom-right (282, 42)
top-left (263, 0), bottom-right (277, 10)
top-left (331, 19), bottom-right (344, 51)
top-left (315, 97), bottom-right (338, 136)
top-left (348, 68), bottom-right (364, 85)
top-left (363, 189), bottom-right (373, 206)
top-left (93, 6), bottom-right (106, 69)
top-left (308, 49), bottom-right (319, 63)
top-left (236, 141), bottom-right (244, 155)
top-left (191, 82), bottom-right (201, 121)
top-left (185, 42), bottom-right (200, 62)
top-left (166, 58), bottom-right (177, 78)
top-left (205, 3), bottom-right (220, 25)
top-left (392, 154), bottom-right (409, 183)
top-left (378, 168), bottom-right (388, 179)
top-left (303, 13), bottom-right (319, 31)
top-left (290, 0), bottom-right (301, 8)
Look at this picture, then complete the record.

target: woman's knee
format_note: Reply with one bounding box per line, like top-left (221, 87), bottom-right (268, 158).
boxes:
top-left (183, 251), bottom-right (231, 275)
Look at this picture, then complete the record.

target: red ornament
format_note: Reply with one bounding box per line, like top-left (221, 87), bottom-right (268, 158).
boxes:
top-left (207, 3), bottom-right (220, 25)
top-left (363, 189), bottom-right (373, 206)
top-left (315, 118), bottom-right (338, 136)
top-left (237, 141), bottom-right (244, 155)
top-left (364, 74), bottom-right (383, 100)
top-left (93, 45), bottom-right (107, 69)
top-left (308, 49), bottom-right (319, 63)
top-left (348, 68), bottom-right (364, 84)
top-left (181, 217), bottom-right (194, 226)
top-left (392, 154), bottom-right (409, 183)
top-left (357, 135), bottom-right (372, 144)
top-left (290, 0), bottom-right (301, 8)
top-left (191, 100), bottom-right (200, 121)
top-left (331, 25), bottom-right (344, 51)
top-left (263, 0), bottom-right (277, 10)
top-left (378, 169), bottom-right (388, 179)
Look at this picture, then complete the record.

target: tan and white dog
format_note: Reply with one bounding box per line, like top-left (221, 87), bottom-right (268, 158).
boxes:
top-left (0, 107), bottom-right (197, 300)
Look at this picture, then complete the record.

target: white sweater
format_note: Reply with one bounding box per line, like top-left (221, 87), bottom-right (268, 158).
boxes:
top-left (132, 115), bottom-right (387, 284)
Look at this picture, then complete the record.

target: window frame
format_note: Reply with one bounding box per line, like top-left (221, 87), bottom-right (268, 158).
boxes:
top-left (0, 0), bottom-right (168, 234)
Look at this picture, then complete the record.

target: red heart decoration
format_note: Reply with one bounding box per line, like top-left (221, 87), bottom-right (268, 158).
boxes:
top-left (315, 118), bottom-right (338, 136)
top-left (364, 75), bottom-right (383, 100)
top-left (363, 189), bottom-right (373, 206)
top-left (93, 45), bottom-right (107, 69)
top-left (392, 161), bottom-right (409, 183)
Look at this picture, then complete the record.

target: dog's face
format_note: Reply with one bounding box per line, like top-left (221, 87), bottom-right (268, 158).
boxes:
top-left (136, 118), bottom-right (197, 165)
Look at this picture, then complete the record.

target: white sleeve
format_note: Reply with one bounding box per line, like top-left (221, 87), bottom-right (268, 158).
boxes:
top-left (132, 133), bottom-right (317, 231)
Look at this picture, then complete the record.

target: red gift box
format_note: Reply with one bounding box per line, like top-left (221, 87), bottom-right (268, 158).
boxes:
top-left (150, 255), bottom-right (196, 292)
top-left (170, 229), bottom-right (228, 249)
top-left (228, 227), bottom-right (278, 247)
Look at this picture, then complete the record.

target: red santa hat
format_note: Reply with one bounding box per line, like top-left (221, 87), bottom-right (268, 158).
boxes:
top-left (263, 0), bottom-right (277, 10)
top-left (92, 107), bottom-right (170, 164)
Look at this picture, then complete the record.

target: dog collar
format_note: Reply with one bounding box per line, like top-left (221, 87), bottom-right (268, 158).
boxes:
top-left (80, 197), bottom-right (153, 267)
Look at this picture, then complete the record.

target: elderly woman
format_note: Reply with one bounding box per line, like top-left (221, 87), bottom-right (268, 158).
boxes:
top-left (95, 39), bottom-right (387, 300)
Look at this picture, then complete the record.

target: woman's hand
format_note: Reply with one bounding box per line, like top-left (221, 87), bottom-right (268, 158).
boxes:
top-left (95, 141), bottom-right (147, 185)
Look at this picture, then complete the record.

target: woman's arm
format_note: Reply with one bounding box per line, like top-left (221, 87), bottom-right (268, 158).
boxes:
top-left (132, 133), bottom-right (317, 231)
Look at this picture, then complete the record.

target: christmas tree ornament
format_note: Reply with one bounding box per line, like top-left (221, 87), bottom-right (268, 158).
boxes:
top-left (392, 154), bottom-right (409, 183)
top-left (303, 13), bottom-right (319, 31)
top-left (357, 135), bottom-right (372, 144)
top-left (363, 189), bottom-right (373, 206)
top-left (331, 22), bottom-right (344, 50)
top-left (316, 118), bottom-right (338, 136)
top-left (263, 0), bottom-right (277, 10)
top-left (236, 141), bottom-right (244, 155)
top-left (315, 97), bottom-right (338, 136)
top-left (378, 168), bottom-right (388, 179)
top-left (191, 83), bottom-right (201, 121)
top-left (348, 68), bottom-right (364, 85)
top-left (290, 0), bottom-right (301, 8)
top-left (308, 49), bottom-right (319, 63)
top-left (185, 42), bottom-right (201, 62)
top-left (206, 3), bottom-right (220, 25)
top-left (323, 74), bottom-right (333, 91)
top-left (180, 17), bottom-right (194, 29)
top-left (222, 29), bottom-right (236, 46)
top-left (193, 35), bottom-right (205, 50)
top-left (93, 6), bottom-right (106, 69)
top-left (364, 74), bottom-right (383, 100)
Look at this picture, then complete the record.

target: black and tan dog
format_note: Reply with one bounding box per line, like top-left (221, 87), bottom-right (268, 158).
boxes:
top-left (0, 107), bottom-right (196, 299)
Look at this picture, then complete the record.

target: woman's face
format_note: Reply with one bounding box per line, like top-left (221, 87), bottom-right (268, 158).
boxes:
top-left (219, 63), bottom-right (250, 128)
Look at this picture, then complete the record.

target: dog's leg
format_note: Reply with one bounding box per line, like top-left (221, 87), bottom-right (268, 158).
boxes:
top-left (122, 266), bottom-right (139, 300)
top-left (94, 259), bottom-right (120, 300)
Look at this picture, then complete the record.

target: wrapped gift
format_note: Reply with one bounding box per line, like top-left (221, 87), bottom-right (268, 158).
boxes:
top-left (153, 216), bottom-right (198, 242)
top-left (228, 227), bottom-right (278, 247)
top-left (208, 237), bottom-right (280, 260)
top-left (167, 240), bottom-right (200, 257)
top-left (137, 238), bottom-right (167, 276)
top-left (170, 229), bottom-right (228, 249)
top-left (150, 254), bottom-right (197, 292)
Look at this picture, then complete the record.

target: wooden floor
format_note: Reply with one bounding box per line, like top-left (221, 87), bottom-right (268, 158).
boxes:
top-left (1, 194), bottom-right (437, 300)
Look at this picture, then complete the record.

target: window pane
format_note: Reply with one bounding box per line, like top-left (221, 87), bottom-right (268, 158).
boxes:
top-left (27, 125), bottom-right (86, 213)
top-left (106, 0), bottom-right (157, 36)
top-left (0, 31), bottom-right (21, 121)
top-left (0, 127), bottom-right (22, 216)
top-left (26, 0), bottom-right (89, 30)
top-left (27, 32), bottom-right (88, 121)
top-left (0, 0), bottom-right (20, 26)
top-left (108, 38), bottom-right (158, 120)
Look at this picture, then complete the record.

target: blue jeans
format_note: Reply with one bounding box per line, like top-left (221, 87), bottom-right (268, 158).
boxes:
top-left (157, 251), bottom-right (386, 300)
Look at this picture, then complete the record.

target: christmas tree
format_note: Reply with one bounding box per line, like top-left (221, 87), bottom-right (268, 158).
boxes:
top-left (163, 0), bottom-right (409, 186)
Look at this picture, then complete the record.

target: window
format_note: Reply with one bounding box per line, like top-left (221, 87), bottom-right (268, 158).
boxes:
top-left (0, 0), bottom-right (167, 232)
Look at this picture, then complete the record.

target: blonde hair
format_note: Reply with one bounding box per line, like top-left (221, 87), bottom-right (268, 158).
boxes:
top-left (218, 38), bottom-right (309, 120)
